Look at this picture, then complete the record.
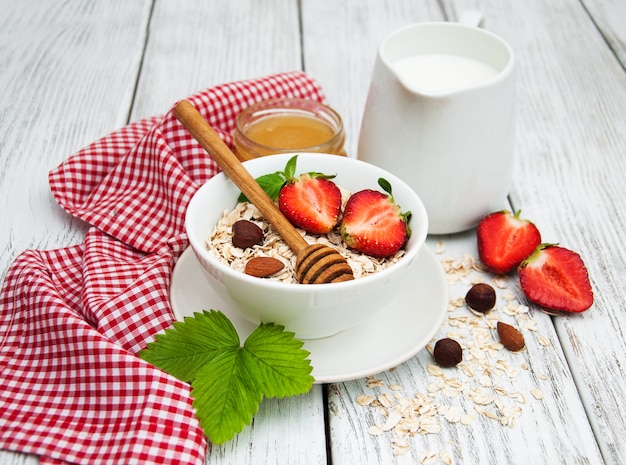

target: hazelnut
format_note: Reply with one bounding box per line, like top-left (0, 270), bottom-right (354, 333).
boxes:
top-left (465, 283), bottom-right (496, 313)
top-left (433, 338), bottom-right (463, 367)
top-left (232, 220), bottom-right (263, 249)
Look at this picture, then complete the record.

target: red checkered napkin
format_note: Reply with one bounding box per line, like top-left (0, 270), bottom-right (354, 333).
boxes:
top-left (0, 72), bottom-right (326, 465)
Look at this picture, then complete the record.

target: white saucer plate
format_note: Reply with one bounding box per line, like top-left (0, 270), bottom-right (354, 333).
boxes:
top-left (170, 246), bottom-right (448, 383)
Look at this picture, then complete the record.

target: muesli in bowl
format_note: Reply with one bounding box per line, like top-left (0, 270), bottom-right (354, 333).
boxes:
top-left (208, 195), bottom-right (406, 284)
top-left (185, 153), bottom-right (428, 339)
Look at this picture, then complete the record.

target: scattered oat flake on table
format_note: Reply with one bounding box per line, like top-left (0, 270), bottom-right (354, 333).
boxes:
top-left (382, 411), bottom-right (403, 431)
top-left (440, 450), bottom-right (454, 465)
top-left (357, 394), bottom-right (375, 406)
top-left (368, 424), bottom-right (384, 436)
top-left (378, 393), bottom-right (394, 409)
top-left (426, 364), bottom-right (444, 377)
top-left (538, 335), bottom-right (552, 346)
top-left (509, 391), bottom-right (527, 404)
top-left (392, 438), bottom-right (410, 456)
top-left (420, 451), bottom-right (438, 464)
top-left (492, 277), bottom-right (508, 289)
top-left (467, 388), bottom-right (494, 405)
top-left (530, 389), bottom-right (544, 400)
top-left (440, 404), bottom-right (464, 423)
top-left (502, 290), bottom-right (516, 301)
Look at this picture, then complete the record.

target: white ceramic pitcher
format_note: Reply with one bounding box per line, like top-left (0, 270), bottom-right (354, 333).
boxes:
top-left (357, 15), bottom-right (515, 234)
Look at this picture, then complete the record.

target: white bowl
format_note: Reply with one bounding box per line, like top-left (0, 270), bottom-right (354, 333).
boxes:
top-left (185, 153), bottom-right (428, 339)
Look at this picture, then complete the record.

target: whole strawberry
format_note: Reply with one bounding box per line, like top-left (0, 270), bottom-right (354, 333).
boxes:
top-left (518, 244), bottom-right (593, 313)
top-left (279, 173), bottom-right (342, 235)
top-left (340, 178), bottom-right (411, 258)
top-left (477, 210), bottom-right (541, 274)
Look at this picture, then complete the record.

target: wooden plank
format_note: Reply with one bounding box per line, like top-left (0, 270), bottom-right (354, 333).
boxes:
top-left (130, 1), bottom-right (329, 464)
top-left (301, 0), bottom-right (445, 156)
top-left (3, 0), bottom-right (625, 464)
top-left (209, 389), bottom-right (327, 465)
top-left (0, 1), bottom-right (152, 463)
top-left (303, 0), bottom-right (611, 463)
top-left (0, 0), bottom-right (151, 282)
top-left (0, 454), bottom-right (39, 465)
top-left (581, 0), bottom-right (626, 66)
top-left (130, 0), bottom-right (305, 120)
top-left (328, 236), bottom-right (604, 464)
top-left (441, 1), bottom-right (626, 463)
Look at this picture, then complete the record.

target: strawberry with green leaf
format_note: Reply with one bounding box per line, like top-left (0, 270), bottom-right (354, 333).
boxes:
top-left (139, 310), bottom-right (314, 444)
top-left (477, 210), bottom-right (541, 274)
top-left (278, 172), bottom-right (342, 235)
top-left (340, 178), bottom-right (411, 258)
top-left (518, 244), bottom-right (594, 313)
top-left (239, 154), bottom-right (342, 235)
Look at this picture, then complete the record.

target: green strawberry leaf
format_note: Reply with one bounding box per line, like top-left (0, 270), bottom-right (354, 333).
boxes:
top-left (306, 171), bottom-right (336, 181)
top-left (243, 323), bottom-right (314, 398)
top-left (138, 309), bottom-right (314, 444)
top-left (403, 210), bottom-right (413, 239)
top-left (139, 310), bottom-right (239, 382)
top-left (378, 177), bottom-right (393, 197)
top-left (191, 348), bottom-right (262, 444)
top-left (375, 177), bottom-right (413, 239)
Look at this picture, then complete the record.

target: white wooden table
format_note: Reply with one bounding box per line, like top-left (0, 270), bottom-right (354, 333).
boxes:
top-left (1, 1), bottom-right (625, 464)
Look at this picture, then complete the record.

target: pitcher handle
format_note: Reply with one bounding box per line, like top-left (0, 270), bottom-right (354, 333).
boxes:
top-left (457, 11), bottom-right (485, 28)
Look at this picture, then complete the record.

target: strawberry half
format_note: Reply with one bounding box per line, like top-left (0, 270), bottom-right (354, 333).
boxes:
top-left (477, 210), bottom-right (541, 274)
top-left (340, 179), bottom-right (411, 258)
top-left (278, 173), bottom-right (342, 234)
top-left (518, 244), bottom-right (593, 313)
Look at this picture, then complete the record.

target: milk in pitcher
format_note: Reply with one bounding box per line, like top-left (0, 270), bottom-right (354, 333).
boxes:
top-left (393, 54), bottom-right (499, 93)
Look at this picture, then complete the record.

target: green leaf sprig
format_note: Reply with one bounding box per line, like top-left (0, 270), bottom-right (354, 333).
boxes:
top-left (238, 154), bottom-right (336, 202)
top-left (139, 310), bottom-right (314, 444)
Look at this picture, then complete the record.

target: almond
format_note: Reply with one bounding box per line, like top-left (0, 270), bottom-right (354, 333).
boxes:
top-left (497, 321), bottom-right (525, 352)
top-left (244, 257), bottom-right (285, 278)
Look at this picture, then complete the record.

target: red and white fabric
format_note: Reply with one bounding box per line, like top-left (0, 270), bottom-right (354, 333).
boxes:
top-left (0, 71), bottom-right (327, 465)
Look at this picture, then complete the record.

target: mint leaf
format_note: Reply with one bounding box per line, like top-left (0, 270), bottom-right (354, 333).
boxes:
top-left (237, 154), bottom-right (300, 202)
top-left (139, 310), bottom-right (239, 382)
top-left (256, 172), bottom-right (287, 200)
top-left (237, 171), bottom-right (287, 202)
top-left (283, 154), bottom-right (298, 179)
top-left (235, 155), bottom-right (336, 203)
top-left (138, 310), bottom-right (314, 444)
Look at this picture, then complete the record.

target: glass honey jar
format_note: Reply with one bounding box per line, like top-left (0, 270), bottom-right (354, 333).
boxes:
top-left (233, 98), bottom-right (346, 161)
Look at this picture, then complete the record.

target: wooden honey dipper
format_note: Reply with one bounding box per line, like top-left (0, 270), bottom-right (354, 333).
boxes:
top-left (174, 100), bottom-right (354, 284)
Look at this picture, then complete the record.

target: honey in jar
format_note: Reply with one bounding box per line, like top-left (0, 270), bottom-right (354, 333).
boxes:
top-left (233, 98), bottom-right (346, 161)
